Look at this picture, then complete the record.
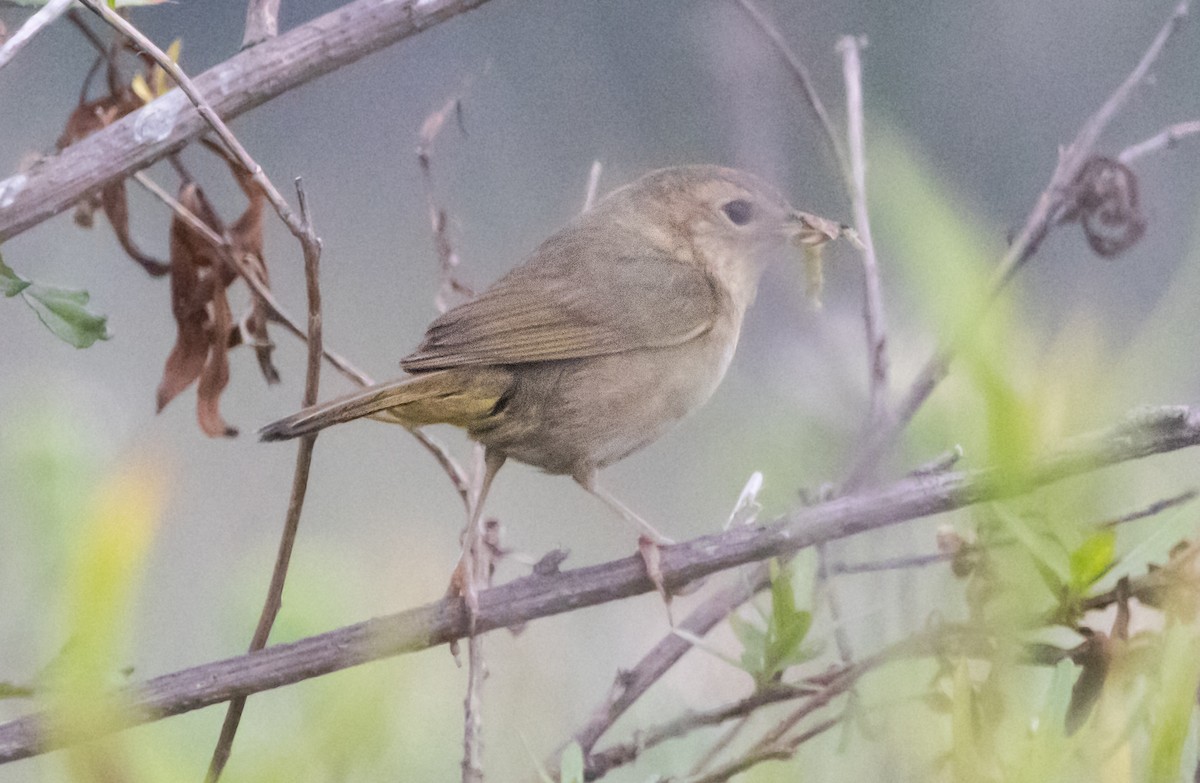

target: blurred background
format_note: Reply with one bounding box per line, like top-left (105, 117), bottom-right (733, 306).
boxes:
top-left (2, 0), bottom-right (1199, 780)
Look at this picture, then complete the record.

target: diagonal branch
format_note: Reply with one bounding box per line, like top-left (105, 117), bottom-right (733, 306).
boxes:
top-left (841, 0), bottom-right (1190, 491)
top-left (0, 0), bottom-right (495, 242)
top-left (1, 404), bottom-right (1199, 764)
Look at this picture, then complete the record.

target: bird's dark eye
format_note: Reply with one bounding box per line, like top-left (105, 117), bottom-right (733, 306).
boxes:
top-left (721, 199), bottom-right (755, 226)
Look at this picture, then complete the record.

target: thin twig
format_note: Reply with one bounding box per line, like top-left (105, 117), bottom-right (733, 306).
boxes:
top-left (582, 160), bottom-right (603, 213)
top-left (461, 449), bottom-right (490, 783)
top-left (79, 0), bottom-right (310, 243)
top-left (584, 685), bottom-right (817, 779)
top-left (242, 0), bottom-right (281, 49)
top-left (841, 0), bottom-right (1192, 491)
top-left (681, 716), bottom-right (841, 783)
top-left (731, 0), bottom-right (849, 180)
top-left (129, 171), bottom-right (372, 387)
top-left (831, 552), bottom-right (950, 575)
top-left (417, 91), bottom-right (475, 315)
top-left (687, 717), bottom-right (751, 777)
top-left (836, 34), bottom-right (890, 429)
top-left (1101, 488), bottom-right (1198, 528)
top-left (204, 179), bottom-right (324, 783)
top-left (132, 167), bottom-right (470, 500)
top-left (0, 0), bottom-right (494, 242)
top-left (3, 405), bottom-right (1200, 762)
top-left (0, 0), bottom-right (74, 72)
top-left (1119, 119), bottom-right (1200, 164)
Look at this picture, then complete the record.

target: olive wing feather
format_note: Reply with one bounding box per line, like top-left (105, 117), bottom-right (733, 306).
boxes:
top-left (402, 242), bottom-right (720, 371)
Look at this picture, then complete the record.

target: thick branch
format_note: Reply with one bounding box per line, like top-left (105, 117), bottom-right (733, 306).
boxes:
top-left (0, 0), bottom-right (493, 241)
top-left (1, 405), bottom-right (1199, 763)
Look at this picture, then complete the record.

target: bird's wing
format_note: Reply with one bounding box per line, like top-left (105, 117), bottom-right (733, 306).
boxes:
top-left (401, 244), bottom-right (721, 371)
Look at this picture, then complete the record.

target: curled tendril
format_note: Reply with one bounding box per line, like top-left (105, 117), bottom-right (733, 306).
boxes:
top-left (1059, 156), bottom-right (1147, 257)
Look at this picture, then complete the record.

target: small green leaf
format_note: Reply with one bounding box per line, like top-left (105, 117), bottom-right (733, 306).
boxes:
top-left (1, 253), bottom-right (110, 348)
top-left (23, 283), bottom-right (110, 348)
top-left (994, 506), bottom-right (1071, 588)
top-left (1069, 530), bottom-right (1117, 592)
top-left (0, 254), bottom-right (31, 297)
top-left (558, 741), bottom-right (584, 783)
top-left (728, 611), bottom-right (766, 674)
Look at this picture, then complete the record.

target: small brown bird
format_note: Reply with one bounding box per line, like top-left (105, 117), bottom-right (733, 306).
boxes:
top-left (261, 166), bottom-right (836, 578)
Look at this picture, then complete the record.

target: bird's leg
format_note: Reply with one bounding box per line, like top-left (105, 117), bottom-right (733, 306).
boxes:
top-left (451, 448), bottom-right (506, 636)
top-left (574, 471), bottom-right (674, 544)
top-left (574, 470), bottom-right (674, 615)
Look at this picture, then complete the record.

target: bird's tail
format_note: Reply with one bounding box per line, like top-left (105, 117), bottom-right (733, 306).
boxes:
top-left (259, 368), bottom-right (511, 441)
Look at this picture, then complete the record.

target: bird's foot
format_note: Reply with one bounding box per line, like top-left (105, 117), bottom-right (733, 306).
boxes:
top-left (638, 534), bottom-right (674, 625)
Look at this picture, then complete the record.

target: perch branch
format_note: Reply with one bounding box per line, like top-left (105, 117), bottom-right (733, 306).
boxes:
top-left (2, 405), bottom-right (1200, 763)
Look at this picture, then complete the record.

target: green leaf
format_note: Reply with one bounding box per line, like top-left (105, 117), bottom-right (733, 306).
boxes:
top-left (0, 254), bottom-right (30, 297)
top-left (993, 506), bottom-right (1071, 589)
top-left (1068, 530), bottom-right (1117, 592)
top-left (728, 611), bottom-right (766, 674)
top-left (1148, 625), bottom-right (1200, 782)
top-left (1, 253), bottom-right (110, 348)
top-left (22, 282), bottom-right (110, 348)
top-left (558, 741), bottom-right (584, 783)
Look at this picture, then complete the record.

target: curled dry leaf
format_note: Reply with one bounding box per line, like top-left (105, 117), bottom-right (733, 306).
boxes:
top-left (1058, 156), bottom-right (1147, 257)
top-left (157, 182), bottom-right (237, 437)
top-left (57, 92), bottom-right (169, 276)
top-left (225, 155), bottom-right (279, 384)
top-left (156, 147), bottom-right (282, 436)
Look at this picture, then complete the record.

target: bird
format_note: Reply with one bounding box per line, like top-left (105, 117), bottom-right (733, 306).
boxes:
top-left (260, 165), bottom-right (840, 601)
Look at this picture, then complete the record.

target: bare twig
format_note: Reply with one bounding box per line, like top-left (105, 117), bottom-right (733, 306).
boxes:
top-left (3, 405), bottom-right (1197, 763)
top-left (582, 160), bottom-right (603, 213)
top-left (731, 0), bottom-right (849, 179)
top-left (242, 0), bottom-right (281, 49)
top-left (836, 34), bottom-right (890, 429)
top-left (0, 0), bottom-right (493, 242)
top-left (681, 716), bottom-right (841, 783)
top-left (584, 685), bottom-right (817, 779)
top-left (0, 0), bottom-right (73, 72)
top-left (461, 449), bottom-right (491, 783)
top-left (132, 171), bottom-right (470, 503)
top-left (831, 552), bottom-right (950, 575)
top-left (80, 0), bottom-right (311, 244)
top-left (687, 717), bottom-right (751, 777)
top-left (841, 0), bottom-right (1192, 491)
top-left (205, 179), bottom-right (324, 783)
top-left (1101, 488), bottom-right (1198, 528)
top-left (417, 91), bottom-right (475, 314)
top-left (1119, 119), bottom-right (1200, 164)
top-left (130, 171), bottom-right (372, 388)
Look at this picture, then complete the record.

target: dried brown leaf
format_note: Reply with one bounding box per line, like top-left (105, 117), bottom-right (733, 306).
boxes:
top-left (58, 92), bottom-right (168, 276)
top-left (221, 147), bottom-right (279, 384)
top-left (156, 183), bottom-right (237, 437)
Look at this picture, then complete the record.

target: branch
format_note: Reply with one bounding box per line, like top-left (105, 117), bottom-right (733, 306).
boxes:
top-left (204, 179), bottom-right (323, 782)
top-left (731, 0), bottom-right (849, 180)
top-left (242, 0), bottom-right (281, 49)
top-left (2, 405), bottom-right (1200, 763)
top-left (841, 0), bottom-right (1191, 491)
top-left (0, 0), bottom-right (494, 241)
top-left (1118, 119), bottom-right (1200, 164)
top-left (836, 34), bottom-right (890, 429)
top-left (0, 0), bottom-right (73, 72)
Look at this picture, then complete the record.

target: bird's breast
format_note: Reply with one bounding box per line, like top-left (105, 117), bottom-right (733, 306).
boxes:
top-left (472, 314), bottom-right (743, 475)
